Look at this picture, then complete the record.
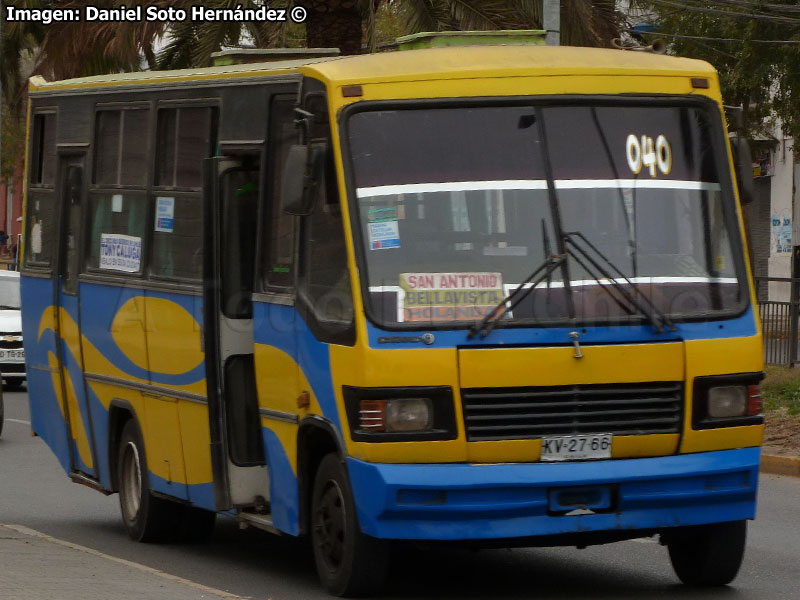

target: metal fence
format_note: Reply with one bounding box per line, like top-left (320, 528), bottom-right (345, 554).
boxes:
top-left (754, 276), bottom-right (800, 366)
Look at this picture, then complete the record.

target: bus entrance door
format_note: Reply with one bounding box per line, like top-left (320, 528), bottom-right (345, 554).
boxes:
top-left (203, 157), bottom-right (270, 512)
top-left (55, 154), bottom-right (97, 479)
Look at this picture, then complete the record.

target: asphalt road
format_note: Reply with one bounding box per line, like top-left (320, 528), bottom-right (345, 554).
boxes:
top-left (1, 388), bottom-right (799, 600)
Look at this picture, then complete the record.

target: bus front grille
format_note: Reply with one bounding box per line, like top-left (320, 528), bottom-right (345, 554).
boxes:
top-left (461, 382), bottom-right (683, 441)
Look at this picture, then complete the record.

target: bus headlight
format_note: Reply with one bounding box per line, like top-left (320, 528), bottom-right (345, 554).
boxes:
top-left (344, 386), bottom-right (456, 441)
top-left (385, 397), bottom-right (433, 431)
top-left (708, 386), bottom-right (747, 417)
top-left (693, 374), bottom-right (764, 429)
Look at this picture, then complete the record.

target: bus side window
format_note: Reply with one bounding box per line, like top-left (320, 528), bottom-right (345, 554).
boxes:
top-left (298, 149), bottom-right (355, 345)
top-left (25, 112), bottom-right (57, 268)
top-left (151, 106), bottom-right (218, 281)
top-left (88, 108), bottom-right (149, 274)
top-left (30, 113), bottom-right (56, 186)
top-left (24, 193), bottom-right (56, 268)
top-left (93, 109), bottom-right (148, 186)
top-left (87, 192), bottom-right (147, 272)
top-left (261, 97), bottom-right (298, 291)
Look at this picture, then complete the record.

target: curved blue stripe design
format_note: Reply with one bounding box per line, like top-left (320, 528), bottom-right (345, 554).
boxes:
top-left (263, 427), bottom-right (299, 535)
top-left (252, 302), bottom-right (341, 430)
top-left (78, 282), bottom-right (205, 386)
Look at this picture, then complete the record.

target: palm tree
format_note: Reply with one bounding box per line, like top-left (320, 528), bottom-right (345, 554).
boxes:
top-left (155, 0), bottom-right (622, 69)
top-left (2, 0), bottom-right (622, 91)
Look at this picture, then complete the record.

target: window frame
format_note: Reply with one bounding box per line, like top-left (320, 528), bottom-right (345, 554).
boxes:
top-left (23, 109), bottom-right (58, 272)
top-left (148, 99), bottom-right (219, 285)
top-left (29, 110), bottom-right (58, 188)
top-left (257, 94), bottom-right (300, 297)
top-left (84, 102), bottom-right (151, 280)
top-left (91, 102), bottom-right (151, 189)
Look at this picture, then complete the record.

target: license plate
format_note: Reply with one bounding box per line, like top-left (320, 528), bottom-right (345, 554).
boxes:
top-left (541, 434), bottom-right (612, 462)
top-left (0, 348), bottom-right (25, 362)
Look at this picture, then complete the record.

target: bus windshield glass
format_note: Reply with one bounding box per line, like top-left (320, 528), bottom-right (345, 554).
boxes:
top-left (347, 102), bottom-right (746, 329)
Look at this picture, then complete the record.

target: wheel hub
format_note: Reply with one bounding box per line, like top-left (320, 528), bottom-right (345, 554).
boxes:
top-left (314, 480), bottom-right (346, 571)
top-left (120, 440), bottom-right (142, 522)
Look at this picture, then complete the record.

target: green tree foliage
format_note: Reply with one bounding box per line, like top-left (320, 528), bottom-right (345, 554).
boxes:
top-left (0, 103), bottom-right (26, 181)
top-left (632, 0), bottom-right (800, 140)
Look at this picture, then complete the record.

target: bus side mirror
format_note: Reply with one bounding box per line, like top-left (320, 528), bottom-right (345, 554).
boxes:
top-left (730, 136), bottom-right (754, 205)
top-left (282, 143), bottom-right (326, 216)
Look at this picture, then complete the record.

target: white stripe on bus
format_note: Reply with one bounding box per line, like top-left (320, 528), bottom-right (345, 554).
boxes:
top-left (356, 179), bottom-right (722, 198)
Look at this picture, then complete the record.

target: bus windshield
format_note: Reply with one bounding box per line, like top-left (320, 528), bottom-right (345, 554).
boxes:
top-left (347, 101), bottom-right (746, 328)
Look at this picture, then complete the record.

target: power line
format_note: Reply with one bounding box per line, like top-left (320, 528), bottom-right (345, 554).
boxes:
top-left (700, 0), bottom-right (800, 15)
top-left (630, 28), bottom-right (800, 45)
top-left (650, 0), bottom-right (800, 25)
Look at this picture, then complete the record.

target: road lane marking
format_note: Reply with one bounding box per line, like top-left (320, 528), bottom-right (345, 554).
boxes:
top-left (0, 524), bottom-right (250, 600)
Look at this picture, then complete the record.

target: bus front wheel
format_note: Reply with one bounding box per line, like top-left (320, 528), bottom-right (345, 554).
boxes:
top-left (117, 419), bottom-right (174, 542)
top-left (311, 453), bottom-right (389, 597)
top-left (666, 520), bottom-right (747, 586)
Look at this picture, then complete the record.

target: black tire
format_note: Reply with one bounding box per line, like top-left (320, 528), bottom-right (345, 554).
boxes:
top-left (175, 505), bottom-right (216, 543)
top-left (311, 454), bottom-right (389, 597)
top-left (117, 419), bottom-right (176, 542)
top-left (666, 520), bottom-right (747, 586)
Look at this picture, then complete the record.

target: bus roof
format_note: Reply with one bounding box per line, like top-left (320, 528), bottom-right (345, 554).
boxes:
top-left (29, 45), bottom-right (717, 94)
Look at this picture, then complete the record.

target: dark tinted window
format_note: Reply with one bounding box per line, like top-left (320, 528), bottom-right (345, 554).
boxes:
top-left (93, 109), bottom-right (149, 186)
top-left (262, 97), bottom-right (297, 290)
top-left (302, 181), bottom-right (354, 327)
top-left (156, 107), bottom-right (216, 188)
top-left (150, 106), bottom-right (216, 281)
top-left (24, 191), bottom-right (55, 267)
top-left (151, 194), bottom-right (203, 280)
top-left (30, 113), bottom-right (57, 185)
top-left (88, 192), bottom-right (146, 273)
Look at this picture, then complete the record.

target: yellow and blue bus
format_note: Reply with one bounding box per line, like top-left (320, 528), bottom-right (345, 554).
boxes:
top-left (22, 44), bottom-right (762, 596)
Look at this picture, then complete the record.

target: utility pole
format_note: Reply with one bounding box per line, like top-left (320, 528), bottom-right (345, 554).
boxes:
top-left (544, 0), bottom-right (560, 46)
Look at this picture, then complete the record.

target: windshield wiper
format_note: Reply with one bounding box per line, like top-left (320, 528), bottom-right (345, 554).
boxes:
top-left (564, 231), bottom-right (676, 333)
top-left (0, 305), bottom-right (19, 310)
top-left (468, 254), bottom-right (566, 339)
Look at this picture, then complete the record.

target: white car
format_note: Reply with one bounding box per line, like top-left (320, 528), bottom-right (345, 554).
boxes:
top-left (0, 271), bottom-right (24, 387)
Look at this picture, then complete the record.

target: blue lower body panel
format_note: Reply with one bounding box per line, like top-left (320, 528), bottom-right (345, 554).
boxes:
top-left (346, 447), bottom-right (760, 540)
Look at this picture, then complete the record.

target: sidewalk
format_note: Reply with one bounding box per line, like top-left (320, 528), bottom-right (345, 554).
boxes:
top-left (0, 524), bottom-right (246, 600)
top-left (762, 453), bottom-right (800, 477)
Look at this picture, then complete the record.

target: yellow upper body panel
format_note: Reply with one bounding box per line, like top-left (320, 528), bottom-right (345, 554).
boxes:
top-left (29, 46), bottom-right (717, 95)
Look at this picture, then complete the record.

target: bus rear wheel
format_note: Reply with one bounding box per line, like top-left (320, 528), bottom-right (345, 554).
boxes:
top-left (117, 419), bottom-right (174, 542)
top-left (311, 454), bottom-right (389, 597)
top-left (666, 520), bottom-right (747, 586)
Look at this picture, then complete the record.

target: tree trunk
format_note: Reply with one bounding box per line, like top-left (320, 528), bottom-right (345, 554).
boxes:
top-left (305, 3), bottom-right (363, 55)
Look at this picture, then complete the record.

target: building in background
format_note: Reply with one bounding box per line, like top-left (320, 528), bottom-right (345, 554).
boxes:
top-left (0, 159), bottom-right (24, 253)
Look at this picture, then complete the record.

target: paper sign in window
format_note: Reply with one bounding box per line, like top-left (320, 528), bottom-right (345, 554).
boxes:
top-left (155, 196), bottom-right (175, 233)
top-left (399, 272), bottom-right (504, 322)
top-left (100, 233), bottom-right (141, 273)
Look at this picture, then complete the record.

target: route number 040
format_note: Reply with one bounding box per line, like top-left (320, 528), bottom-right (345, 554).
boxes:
top-left (626, 134), bottom-right (672, 177)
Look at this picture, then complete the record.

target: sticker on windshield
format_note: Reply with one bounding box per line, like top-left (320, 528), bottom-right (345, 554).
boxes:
top-left (368, 206), bottom-right (398, 222)
top-left (400, 272), bottom-right (504, 322)
top-left (368, 220), bottom-right (400, 250)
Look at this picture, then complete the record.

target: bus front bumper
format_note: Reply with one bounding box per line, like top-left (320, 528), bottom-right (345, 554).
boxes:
top-left (346, 447), bottom-right (760, 541)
